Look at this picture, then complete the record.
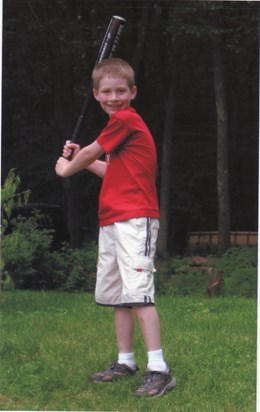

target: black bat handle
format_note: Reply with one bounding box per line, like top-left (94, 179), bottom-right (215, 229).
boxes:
top-left (70, 82), bottom-right (94, 142)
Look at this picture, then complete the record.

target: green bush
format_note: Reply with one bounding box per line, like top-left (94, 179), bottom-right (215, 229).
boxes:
top-left (1, 168), bottom-right (30, 236)
top-left (155, 247), bottom-right (257, 298)
top-left (155, 256), bottom-right (207, 297)
top-left (167, 270), bottom-right (206, 297)
top-left (2, 213), bottom-right (55, 289)
top-left (2, 213), bottom-right (98, 292)
top-left (212, 247), bottom-right (257, 298)
top-left (211, 246), bottom-right (257, 272)
top-left (52, 242), bottom-right (97, 292)
top-left (2, 213), bottom-right (257, 299)
top-left (223, 268), bottom-right (257, 298)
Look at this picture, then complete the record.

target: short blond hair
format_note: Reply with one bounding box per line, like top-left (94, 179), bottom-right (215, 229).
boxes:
top-left (92, 58), bottom-right (135, 89)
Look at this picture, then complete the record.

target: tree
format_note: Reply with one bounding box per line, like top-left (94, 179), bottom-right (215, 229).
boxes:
top-left (212, 32), bottom-right (230, 255)
top-left (157, 8), bottom-right (175, 256)
top-left (209, 6), bottom-right (230, 255)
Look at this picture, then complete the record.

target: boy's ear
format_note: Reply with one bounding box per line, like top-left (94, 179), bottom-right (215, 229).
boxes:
top-left (93, 88), bottom-right (99, 101)
top-left (131, 86), bottom-right (137, 100)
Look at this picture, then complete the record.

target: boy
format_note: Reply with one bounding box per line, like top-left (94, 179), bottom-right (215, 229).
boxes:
top-left (55, 58), bottom-right (176, 397)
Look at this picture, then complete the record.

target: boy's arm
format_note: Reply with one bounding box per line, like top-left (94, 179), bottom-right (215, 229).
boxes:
top-left (55, 141), bottom-right (105, 178)
top-left (86, 160), bottom-right (107, 178)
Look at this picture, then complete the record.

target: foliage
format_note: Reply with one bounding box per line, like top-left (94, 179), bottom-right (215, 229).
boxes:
top-left (2, 206), bottom-right (256, 299)
top-left (52, 242), bottom-right (97, 292)
top-left (1, 168), bottom-right (30, 236)
top-left (212, 246), bottom-right (258, 272)
top-left (1, 169), bottom-right (30, 292)
top-left (155, 261), bottom-right (208, 298)
top-left (155, 247), bottom-right (257, 298)
top-left (2, 195), bottom-right (257, 298)
top-left (1, 212), bottom-right (98, 292)
top-left (223, 268), bottom-right (257, 298)
top-left (211, 247), bottom-right (258, 298)
top-left (165, 270), bottom-right (207, 297)
top-left (2, 213), bottom-right (55, 290)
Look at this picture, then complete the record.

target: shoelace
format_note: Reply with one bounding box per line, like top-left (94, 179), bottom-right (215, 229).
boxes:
top-left (142, 372), bottom-right (158, 388)
top-left (109, 361), bottom-right (129, 372)
top-left (110, 362), bottom-right (119, 370)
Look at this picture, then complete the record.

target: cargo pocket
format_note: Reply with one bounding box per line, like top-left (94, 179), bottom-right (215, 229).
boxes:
top-left (124, 256), bottom-right (155, 295)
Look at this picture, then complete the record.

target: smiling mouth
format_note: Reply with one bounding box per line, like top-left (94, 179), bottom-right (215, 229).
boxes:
top-left (109, 106), bottom-right (120, 111)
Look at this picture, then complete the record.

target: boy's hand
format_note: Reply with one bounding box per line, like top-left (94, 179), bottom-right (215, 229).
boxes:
top-left (55, 141), bottom-right (82, 177)
top-left (55, 157), bottom-right (70, 177)
top-left (63, 140), bottom-right (81, 159)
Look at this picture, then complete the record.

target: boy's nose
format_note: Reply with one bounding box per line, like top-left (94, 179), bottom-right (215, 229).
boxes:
top-left (110, 92), bottom-right (118, 100)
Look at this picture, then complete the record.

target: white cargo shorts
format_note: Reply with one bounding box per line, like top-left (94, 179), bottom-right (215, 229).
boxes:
top-left (95, 217), bottom-right (159, 306)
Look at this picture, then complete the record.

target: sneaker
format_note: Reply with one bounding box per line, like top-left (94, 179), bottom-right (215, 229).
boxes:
top-left (135, 370), bottom-right (176, 398)
top-left (90, 361), bottom-right (138, 382)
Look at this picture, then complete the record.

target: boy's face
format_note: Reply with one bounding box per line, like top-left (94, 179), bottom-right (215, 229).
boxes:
top-left (93, 76), bottom-right (137, 117)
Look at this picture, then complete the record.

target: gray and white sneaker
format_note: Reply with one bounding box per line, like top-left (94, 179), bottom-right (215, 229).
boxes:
top-left (135, 370), bottom-right (176, 398)
top-left (90, 361), bottom-right (138, 382)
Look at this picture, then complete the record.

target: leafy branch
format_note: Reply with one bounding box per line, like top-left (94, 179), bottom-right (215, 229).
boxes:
top-left (1, 169), bottom-right (30, 236)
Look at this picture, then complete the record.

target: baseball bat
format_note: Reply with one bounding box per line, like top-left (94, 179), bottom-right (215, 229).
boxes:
top-left (70, 15), bottom-right (126, 143)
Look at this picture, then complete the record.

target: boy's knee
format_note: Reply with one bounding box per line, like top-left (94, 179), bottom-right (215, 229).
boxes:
top-left (134, 305), bottom-right (158, 322)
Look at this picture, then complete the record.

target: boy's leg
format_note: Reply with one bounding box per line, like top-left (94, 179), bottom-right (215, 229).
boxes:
top-left (114, 307), bottom-right (137, 369)
top-left (134, 305), bottom-right (167, 369)
top-left (90, 307), bottom-right (138, 382)
top-left (114, 217), bottom-right (176, 394)
top-left (114, 307), bottom-right (135, 353)
top-left (134, 305), bottom-right (176, 397)
top-left (91, 224), bottom-right (138, 382)
top-left (134, 305), bottom-right (161, 350)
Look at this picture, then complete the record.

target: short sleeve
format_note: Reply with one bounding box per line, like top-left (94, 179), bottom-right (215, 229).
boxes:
top-left (97, 115), bottom-right (131, 153)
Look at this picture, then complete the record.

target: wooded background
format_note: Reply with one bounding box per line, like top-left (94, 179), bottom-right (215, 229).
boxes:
top-left (2, 0), bottom-right (259, 255)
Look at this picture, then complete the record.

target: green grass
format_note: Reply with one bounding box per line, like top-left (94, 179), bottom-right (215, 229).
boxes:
top-left (0, 291), bottom-right (256, 411)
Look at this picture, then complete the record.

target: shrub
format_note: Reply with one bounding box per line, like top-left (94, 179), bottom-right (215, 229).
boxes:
top-left (2, 212), bottom-right (97, 292)
top-left (155, 247), bottom-right (257, 298)
top-left (1, 168), bottom-right (30, 235)
top-left (2, 213), bottom-right (55, 289)
top-left (167, 270), bottom-right (206, 297)
top-left (223, 267), bottom-right (257, 298)
top-left (155, 256), bottom-right (207, 297)
top-left (2, 213), bottom-right (56, 289)
top-left (211, 247), bottom-right (257, 298)
top-left (52, 242), bottom-right (97, 292)
top-left (211, 246), bottom-right (257, 272)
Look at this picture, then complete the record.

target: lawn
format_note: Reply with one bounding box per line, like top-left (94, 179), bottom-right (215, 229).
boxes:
top-left (0, 291), bottom-right (257, 411)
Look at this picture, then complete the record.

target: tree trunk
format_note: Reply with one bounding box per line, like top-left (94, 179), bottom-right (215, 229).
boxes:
top-left (212, 35), bottom-right (230, 256)
top-left (156, 6), bottom-right (174, 257)
top-left (157, 76), bottom-right (174, 257)
top-left (131, 2), bottom-right (150, 74)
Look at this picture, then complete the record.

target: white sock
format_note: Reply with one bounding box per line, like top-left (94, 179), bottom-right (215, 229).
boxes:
top-left (118, 352), bottom-right (136, 369)
top-left (147, 349), bottom-right (169, 373)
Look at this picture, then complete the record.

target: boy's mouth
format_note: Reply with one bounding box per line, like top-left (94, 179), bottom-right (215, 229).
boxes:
top-left (109, 105), bottom-right (120, 110)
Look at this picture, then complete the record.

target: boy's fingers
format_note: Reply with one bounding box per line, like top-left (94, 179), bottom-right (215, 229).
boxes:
top-left (62, 142), bottom-right (80, 160)
top-left (65, 142), bottom-right (80, 151)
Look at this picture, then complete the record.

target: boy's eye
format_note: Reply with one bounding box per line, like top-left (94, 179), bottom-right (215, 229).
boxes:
top-left (100, 88), bottom-right (127, 95)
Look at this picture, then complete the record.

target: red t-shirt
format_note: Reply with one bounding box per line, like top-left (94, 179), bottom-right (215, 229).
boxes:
top-left (96, 107), bottom-right (160, 226)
